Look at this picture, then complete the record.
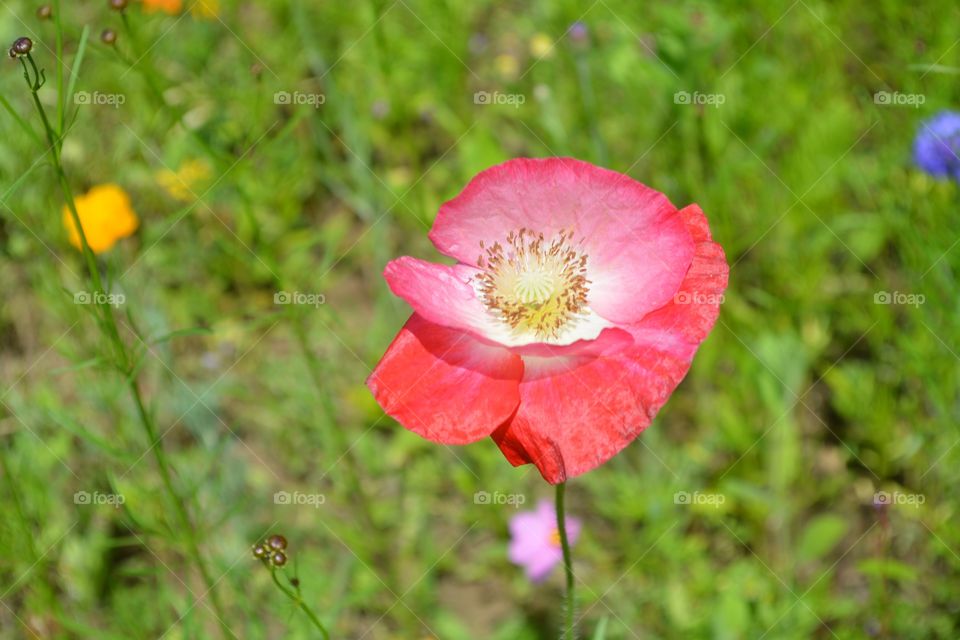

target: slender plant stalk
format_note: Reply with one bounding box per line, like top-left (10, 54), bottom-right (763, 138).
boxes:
top-left (19, 53), bottom-right (232, 638)
top-left (556, 481), bottom-right (576, 640)
top-left (127, 379), bottom-right (233, 638)
top-left (53, 0), bottom-right (64, 133)
top-left (269, 568), bottom-right (331, 639)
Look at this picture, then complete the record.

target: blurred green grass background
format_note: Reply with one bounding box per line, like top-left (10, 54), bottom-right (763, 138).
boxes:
top-left (1, 0), bottom-right (959, 638)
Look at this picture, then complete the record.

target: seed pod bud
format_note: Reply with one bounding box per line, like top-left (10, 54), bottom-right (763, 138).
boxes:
top-left (37, 5), bottom-right (53, 20)
top-left (267, 534), bottom-right (287, 551)
top-left (10, 37), bottom-right (33, 57)
top-left (101, 29), bottom-right (117, 45)
top-left (271, 551), bottom-right (287, 567)
top-left (252, 543), bottom-right (268, 559)
top-left (109, 0), bottom-right (128, 10)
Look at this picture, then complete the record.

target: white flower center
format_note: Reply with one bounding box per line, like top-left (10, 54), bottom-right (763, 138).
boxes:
top-left (475, 228), bottom-right (590, 340)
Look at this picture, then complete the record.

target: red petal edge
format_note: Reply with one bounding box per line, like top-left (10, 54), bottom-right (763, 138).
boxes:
top-left (490, 204), bottom-right (729, 483)
top-left (368, 314), bottom-right (524, 444)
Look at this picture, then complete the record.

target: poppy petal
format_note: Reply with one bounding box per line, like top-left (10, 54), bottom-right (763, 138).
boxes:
top-left (491, 204), bottom-right (728, 482)
top-left (627, 203), bottom-right (729, 351)
top-left (429, 157), bottom-right (694, 325)
top-left (383, 256), bottom-right (505, 342)
top-left (368, 314), bottom-right (523, 444)
top-left (384, 255), bottom-right (617, 348)
top-left (491, 353), bottom-right (671, 483)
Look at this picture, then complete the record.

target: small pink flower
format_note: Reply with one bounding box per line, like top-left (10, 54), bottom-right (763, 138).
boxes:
top-left (508, 500), bottom-right (581, 582)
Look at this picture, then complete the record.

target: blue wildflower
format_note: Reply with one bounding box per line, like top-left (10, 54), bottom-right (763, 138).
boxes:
top-left (913, 110), bottom-right (960, 180)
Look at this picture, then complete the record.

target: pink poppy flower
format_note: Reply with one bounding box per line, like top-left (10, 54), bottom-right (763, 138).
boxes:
top-left (368, 158), bottom-right (728, 483)
top-left (508, 500), bottom-right (581, 582)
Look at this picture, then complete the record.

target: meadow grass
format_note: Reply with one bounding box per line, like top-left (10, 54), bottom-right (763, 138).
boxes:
top-left (1, 0), bottom-right (958, 638)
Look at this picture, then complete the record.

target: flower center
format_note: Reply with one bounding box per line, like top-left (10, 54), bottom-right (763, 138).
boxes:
top-left (475, 228), bottom-right (590, 340)
top-left (548, 528), bottom-right (562, 547)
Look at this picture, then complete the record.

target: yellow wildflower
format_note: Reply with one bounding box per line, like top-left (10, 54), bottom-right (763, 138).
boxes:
top-left (494, 53), bottom-right (519, 79)
top-left (156, 159), bottom-right (212, 202)
top-left (191, 0), bottom-right (218, 18)
top-left (529, 33), bottom-right (554, 59)
top-left (62, 184), bottom-right (139, 254)
top-left (142, 0), bottom-right (182, 14)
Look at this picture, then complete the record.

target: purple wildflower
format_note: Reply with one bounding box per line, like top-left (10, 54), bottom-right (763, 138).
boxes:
top-left (508, 500), bottom-right (581, 583)
top-left (567, 22), bottom-right (588, 44)
top-left (913, 110), bottom-right (960, 180)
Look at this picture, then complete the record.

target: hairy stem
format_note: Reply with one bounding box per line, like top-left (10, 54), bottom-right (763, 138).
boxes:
top-left (23, 52), bottom-right (232, 639)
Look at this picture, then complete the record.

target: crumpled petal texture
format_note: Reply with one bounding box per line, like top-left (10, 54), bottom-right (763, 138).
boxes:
top-left (367, 158), bottom-right (728, 483)
top-left (368, 314), bottom-right (523, 444)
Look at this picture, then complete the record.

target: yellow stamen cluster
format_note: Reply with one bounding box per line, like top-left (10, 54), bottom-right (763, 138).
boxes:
top-left (548, 528), bottom-right (562, 547)
top-left (475, 228), bottom-right (590, 339)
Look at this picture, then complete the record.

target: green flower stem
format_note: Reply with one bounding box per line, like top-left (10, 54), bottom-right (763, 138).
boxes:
top-left (127, 379), bottom-right (233, 638)
top-left (269, 567), bottom-right (331, 639)
top-left (556, 481), bottom-right (577, 640)
top-left (53, 0), bottom-right (64, 133)
top-left (21, 54), bottom-right (119, 352)
top-left (22, 53), bottom-right (233, 639)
